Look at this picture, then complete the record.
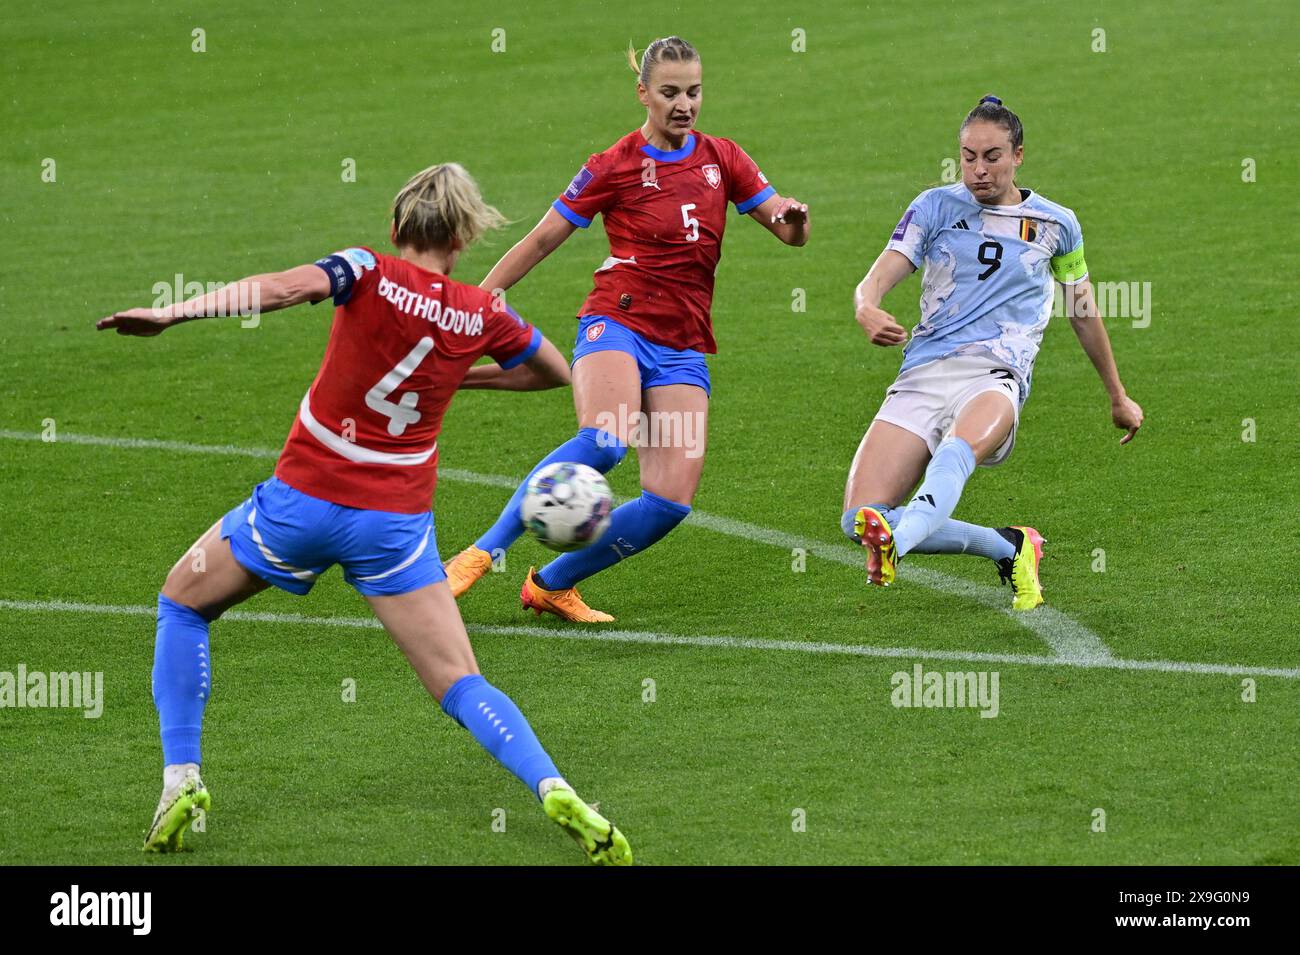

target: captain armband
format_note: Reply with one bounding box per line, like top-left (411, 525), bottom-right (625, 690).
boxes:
top-left (1050, 245), bottom-right (1088, 284)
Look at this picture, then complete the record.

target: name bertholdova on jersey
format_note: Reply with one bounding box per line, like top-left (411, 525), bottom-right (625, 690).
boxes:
top-left (376, 274), bottom-right (486, 335)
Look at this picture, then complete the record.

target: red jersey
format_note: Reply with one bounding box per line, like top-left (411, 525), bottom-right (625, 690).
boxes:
top-left (274, 247), bottom-right (540, 513)
top-left (552, 129), bottom-right (774, 353)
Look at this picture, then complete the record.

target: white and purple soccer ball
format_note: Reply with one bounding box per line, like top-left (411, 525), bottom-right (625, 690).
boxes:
top-left (520, 462), bottom-right (613, 552)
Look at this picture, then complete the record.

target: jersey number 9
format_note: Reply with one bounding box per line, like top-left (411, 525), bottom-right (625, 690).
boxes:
top-left (976, 240), bottom-right (1003, 281)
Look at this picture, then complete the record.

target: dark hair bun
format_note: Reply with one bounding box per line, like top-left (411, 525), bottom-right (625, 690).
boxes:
top-left (962, 95), bottom-right (1022, 148)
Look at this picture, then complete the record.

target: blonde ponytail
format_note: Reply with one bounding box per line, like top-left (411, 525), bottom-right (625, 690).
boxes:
top-left (626, 36), bottom-right (699, 86)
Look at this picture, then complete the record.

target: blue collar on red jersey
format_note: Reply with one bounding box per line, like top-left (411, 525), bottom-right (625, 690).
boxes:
top-left (639, 132), bottom-right (697, 163)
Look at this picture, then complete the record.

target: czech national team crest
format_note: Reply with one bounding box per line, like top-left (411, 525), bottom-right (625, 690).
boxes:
top-left (586, 321), bottom-right (606, 342)
top-left (701, 164), bottom-right (721, 189)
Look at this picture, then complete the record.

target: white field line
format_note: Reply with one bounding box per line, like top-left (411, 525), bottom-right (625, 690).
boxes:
top-left (3, 428), bottom-right (1106, 660)
top-left (1, 599), bottom-right (1296, 680)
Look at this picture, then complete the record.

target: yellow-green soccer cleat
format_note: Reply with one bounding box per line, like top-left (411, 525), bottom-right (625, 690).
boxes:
top-left (543, 786), bottom-right (632, 866)
top-left (143, 769), bottom-right (211, 853)
top-left (854, 506), bottom-right (899, 586)
top-left (996, 526), bottom-right (1045, 611)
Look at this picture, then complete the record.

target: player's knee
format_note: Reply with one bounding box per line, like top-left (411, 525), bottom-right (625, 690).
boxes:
top-left (577, 427), bottom-right (627, 472)
top-left (640, 455), bottom-right (704, 507)
top-left (929, 436), bottom-right (977, 477)
top-left (157, 590), bottom-right (202, 619)
top-left (160, 570), bottom-right (200, 613)
top-left (160, 571), bottom-right (222, 621)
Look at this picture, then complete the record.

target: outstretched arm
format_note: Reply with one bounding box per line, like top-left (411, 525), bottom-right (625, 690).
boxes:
top-left (479, 208), bottom-right (577, 298)
top-left (747, 193), bottom-right (810, 246)
top-left (853, 249), bottom-right (916, 346)
top-left (1064, 280), bottom-right (1144, 444)
top-left (96, 264), bottom-right (331, 336)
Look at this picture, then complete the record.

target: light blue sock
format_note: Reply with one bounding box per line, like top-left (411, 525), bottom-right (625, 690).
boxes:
top-left (475, 428), bottom-right (627, 556)
top-left (536, 489), bottom-right (691, 591)
top-left (908, 517), bottom-right (1015, 561)
top-left (440, 674), bottom-right (560, 798)
top-left (841, 506), bottom-right (1014, 561)
top-left (893, 437), bottom-right (977, 558)
top-left (153, 593), bottom-right (212, 766)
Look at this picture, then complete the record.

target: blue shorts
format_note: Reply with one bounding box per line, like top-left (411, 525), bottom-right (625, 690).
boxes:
top-left (219, 477), bottom-right (445, 597)
top-left (572, 315), bottom-right (711, 396)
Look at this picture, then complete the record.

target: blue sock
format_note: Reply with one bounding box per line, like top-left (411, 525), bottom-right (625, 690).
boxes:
top-left (893, 437), bottom-right (977, 558)
top-left (537, 489), bottom-right (691, 591)
top-left (841, 506), bottom-right (1015, 561)
top-left (440, 674), bottom-right (560, 798)
top-left (475, 428), bottom-right (627, 555)
top-left (153, 594), bottom-right (211, 766)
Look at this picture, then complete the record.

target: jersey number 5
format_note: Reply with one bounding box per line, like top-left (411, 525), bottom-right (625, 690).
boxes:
top-left (977, 240), bottom-right (1003, 280)
top-left (681, 203), bottom-right (699, 242)
top-left (366, 337), bottom-right (434, 436)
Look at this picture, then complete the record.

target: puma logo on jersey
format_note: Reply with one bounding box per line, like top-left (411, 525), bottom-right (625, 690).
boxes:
top-left (641, 178), bottom-right (661, 190)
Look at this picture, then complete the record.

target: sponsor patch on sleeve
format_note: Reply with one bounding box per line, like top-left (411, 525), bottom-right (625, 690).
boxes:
top-left (564, 166), bottom-right (595, 201)
top-left (890, 209), bottom-right (915, 242)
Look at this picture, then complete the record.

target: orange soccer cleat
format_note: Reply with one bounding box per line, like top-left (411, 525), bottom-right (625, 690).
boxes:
top-left (520, 567), bottom-right (615, 623)
top-left (443, 545), bottom-right (494, 599)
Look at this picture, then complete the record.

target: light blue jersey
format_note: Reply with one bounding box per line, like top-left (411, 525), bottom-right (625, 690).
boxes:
top-left (886, 183), bottom-right (1088, 399)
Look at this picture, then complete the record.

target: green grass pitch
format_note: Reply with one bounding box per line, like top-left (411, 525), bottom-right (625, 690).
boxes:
top-left (1, 0), bottom-right (1296, 865)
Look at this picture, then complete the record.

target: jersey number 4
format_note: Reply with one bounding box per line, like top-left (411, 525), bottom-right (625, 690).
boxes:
top-left (366, 337), bottom-right (434, 436)
top-left (977, 240), bottom-right (1003, 280)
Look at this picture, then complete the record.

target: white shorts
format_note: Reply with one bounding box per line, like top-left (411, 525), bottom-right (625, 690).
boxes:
top-left (873, 355), bottom-right (1023, 467)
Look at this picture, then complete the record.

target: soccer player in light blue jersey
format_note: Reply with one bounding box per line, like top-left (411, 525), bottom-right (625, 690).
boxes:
top-left (843, 96), bottom-right (1144, 608)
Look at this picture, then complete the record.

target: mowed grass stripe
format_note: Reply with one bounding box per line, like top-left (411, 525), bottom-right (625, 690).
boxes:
top-left (4, 599), bottom-right (1296, 680)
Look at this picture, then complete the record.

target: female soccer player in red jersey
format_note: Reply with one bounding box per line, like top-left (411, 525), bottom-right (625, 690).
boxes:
top-left (97, 164), bottom-right (632, 864)
top-left (445, 36), bottom-right (810, 622)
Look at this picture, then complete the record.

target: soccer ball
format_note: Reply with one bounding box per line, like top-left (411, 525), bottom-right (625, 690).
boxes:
top-left (520, 462), bottom-right (613, 552)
